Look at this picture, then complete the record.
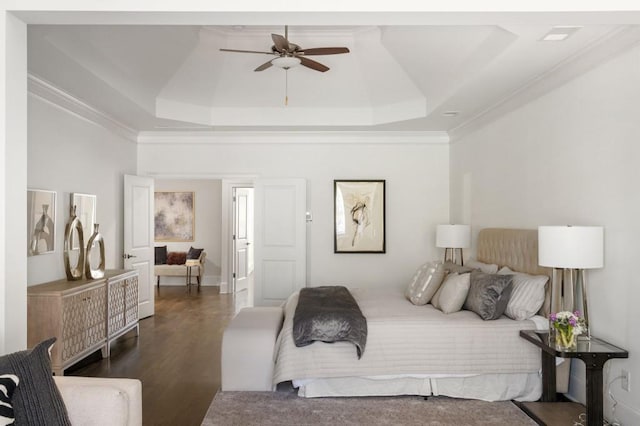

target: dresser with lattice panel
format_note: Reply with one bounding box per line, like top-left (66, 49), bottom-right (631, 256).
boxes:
top-left (27, 270), bottom-right (139, 375)
top-left (106, 269), bottom-right (139, 356)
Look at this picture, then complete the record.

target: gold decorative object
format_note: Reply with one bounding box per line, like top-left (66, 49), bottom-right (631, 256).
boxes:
top-left (64, 205), bottom-right (85, 281)
top-left (85, 223), bottom-right (105, 279)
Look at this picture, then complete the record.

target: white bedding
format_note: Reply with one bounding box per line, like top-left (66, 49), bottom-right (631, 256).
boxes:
top-left (273, 287), bottom-right (546, 398)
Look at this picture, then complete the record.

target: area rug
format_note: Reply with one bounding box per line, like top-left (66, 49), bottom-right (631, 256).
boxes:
top-left (201, 391), bottom-right (537, 425)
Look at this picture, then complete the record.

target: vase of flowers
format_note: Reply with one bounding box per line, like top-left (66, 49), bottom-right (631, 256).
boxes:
top-left (550, 311), bottom-right (585, 351)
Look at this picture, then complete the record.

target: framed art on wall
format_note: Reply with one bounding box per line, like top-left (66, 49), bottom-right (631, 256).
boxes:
top-left (334, 180), bottom-right (385, 253)
top-left (154, 191), bottom-right (195, 242)
top-left (70, 193), bottom-right (96, 250)
top-left (27, 189), bottom-right (56, 256)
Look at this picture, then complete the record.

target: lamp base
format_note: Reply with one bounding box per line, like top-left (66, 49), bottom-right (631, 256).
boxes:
top-left (549, 267), bottom-right (591, 340)
top-left (443, 248), bottom-right (464, 266)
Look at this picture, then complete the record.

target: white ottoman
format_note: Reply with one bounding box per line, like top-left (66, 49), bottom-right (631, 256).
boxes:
top-left (221, 306), bottom-right (284, 391)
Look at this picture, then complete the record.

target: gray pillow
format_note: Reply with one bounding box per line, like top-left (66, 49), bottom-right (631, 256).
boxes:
top-left (465, 259), bottom-right (499, 274)
top-left (0, 338), bottom-right (72, 426)
top-left (442, 262), bottom-right (475, 274)
top-left (464, 270), bottom-right (514, 320)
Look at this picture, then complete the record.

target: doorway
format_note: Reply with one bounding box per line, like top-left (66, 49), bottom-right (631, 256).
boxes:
top-left (221, 179), bottom-right (256, 299)
top-left (232, 187), bottom-right (254, 301)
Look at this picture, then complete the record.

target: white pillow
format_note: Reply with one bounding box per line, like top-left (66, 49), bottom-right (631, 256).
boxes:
top-left (431, 272), bottom-right (471, 314)
top-left (405, 261), bottom-right (446, 305)
top-left (498, 266), bottom-right (548, 320)
top-left (466, 259), bottom-right (499, 274)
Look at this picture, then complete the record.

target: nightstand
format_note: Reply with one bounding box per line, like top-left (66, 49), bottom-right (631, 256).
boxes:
top-left (519, 330), bottom-right (628, 426)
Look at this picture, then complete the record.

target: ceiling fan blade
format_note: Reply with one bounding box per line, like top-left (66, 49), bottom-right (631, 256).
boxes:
top-left (220, 48), bottom-right (274, 55)
top-left (271, 33), bottom-right (290, 53)
top-left (299, 56), bottom-right (329, 72)
top-left (298, 47), bottom-right (350, 55)
top-left (254, 60), bottom-right (273, 72)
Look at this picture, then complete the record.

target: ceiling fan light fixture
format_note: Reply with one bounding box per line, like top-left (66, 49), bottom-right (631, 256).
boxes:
top-left (272, 56), bottom-right (301, 69)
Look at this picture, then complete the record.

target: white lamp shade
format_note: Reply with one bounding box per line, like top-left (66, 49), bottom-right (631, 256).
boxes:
top-left (436, 224), bottom-right (470, 249)
top-left (271, 56), bottom-right (301, 69)
top-left (538, 225), bottom-right (604, 269)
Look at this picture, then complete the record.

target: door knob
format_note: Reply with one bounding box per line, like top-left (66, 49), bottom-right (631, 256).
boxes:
top-left (122, 253), bottom-right (137, 259)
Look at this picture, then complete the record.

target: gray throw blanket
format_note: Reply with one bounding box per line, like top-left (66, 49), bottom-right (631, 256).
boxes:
top-left (293, 286), bottom-right (367, 359)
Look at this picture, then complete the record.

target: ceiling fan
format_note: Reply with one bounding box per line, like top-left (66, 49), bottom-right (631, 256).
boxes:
top-left (220, 26), bottom-right (350, 73)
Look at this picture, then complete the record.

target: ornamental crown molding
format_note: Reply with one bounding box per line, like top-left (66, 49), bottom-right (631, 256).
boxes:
top-left (27, 73), bottom-right (138, 143)
top-left (136, 130), bottom-right (449, 145)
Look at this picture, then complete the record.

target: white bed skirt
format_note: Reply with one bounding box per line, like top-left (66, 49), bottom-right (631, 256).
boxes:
top-left (294, 372), bottom-right (542, 401)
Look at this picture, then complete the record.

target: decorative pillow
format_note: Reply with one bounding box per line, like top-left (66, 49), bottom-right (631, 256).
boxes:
top-left (431, 272), bottom-right (471, 314)
top-left (405, 261), bottom-right (446, 305)
top-left (466, 259), bottom-right (499, 274)
top-left (154, 245), bottom-right (168, 265)
top-left (187, 247), bottom-right (204, 260)
top-left (167, 251), bottom-right (187, 265)
top-left (464, 270), bottom-right (514, 320)
top-left (0, 374), bottom-right (19, 424)
top-left (498, 267), bottom-right (548, 320)
top-left (442, 262), bottom-right (475, 274)
top-left (0, 338), bottom-right (72, 426)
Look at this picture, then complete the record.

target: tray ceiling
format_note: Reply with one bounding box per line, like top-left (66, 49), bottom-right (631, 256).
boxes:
top-left (27, 23), bottom-right (638, 132)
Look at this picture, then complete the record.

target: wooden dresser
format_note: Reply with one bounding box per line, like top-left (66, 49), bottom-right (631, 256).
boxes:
top-left (27, 269), bottom-right (139, 375)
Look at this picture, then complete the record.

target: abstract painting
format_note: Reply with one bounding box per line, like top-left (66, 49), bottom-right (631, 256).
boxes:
top-left (154, 191), bottom-right (195, 242)
top-left (334, 180), bottom-right (385, 253)
top-left (27, 189), bottom-right (56, 256)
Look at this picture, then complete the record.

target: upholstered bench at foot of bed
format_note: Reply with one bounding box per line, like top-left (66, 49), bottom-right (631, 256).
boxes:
top-left (221, 307), bottom-right (284, 391)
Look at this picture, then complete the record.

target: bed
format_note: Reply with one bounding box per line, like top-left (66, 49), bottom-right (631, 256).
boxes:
top-left (272, 228), bottom-right (569, 400)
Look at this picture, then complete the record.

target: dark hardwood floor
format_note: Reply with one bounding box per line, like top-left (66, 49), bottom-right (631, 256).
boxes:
top-left (67, 286), bottom-right (246, 426)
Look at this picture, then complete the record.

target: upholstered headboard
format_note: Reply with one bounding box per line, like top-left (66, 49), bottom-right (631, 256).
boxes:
top-left (476, 228), bottom-right (554, 316)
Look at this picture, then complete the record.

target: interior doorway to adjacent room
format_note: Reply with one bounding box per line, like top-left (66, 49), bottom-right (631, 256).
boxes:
top-left (232, 187), bottom-right (254, 300)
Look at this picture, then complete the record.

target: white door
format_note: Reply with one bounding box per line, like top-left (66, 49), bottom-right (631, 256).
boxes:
top-left (123, 175), bottom-right (155, 318)
top-left (254, 179), bottom-right (306, 306)
top-left (233, 187), bottom-right (254, 293)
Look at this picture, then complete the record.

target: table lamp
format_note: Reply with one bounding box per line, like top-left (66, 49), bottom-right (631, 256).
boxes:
top-left (538, 225), bottom-right (604, 339)
top-left (436, 224), bottom-right (470, 266)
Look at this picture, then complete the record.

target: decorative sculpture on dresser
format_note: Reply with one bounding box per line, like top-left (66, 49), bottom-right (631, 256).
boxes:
top-left (85, 223), bottom-right (105, 279)
top-left (64, 205), bottom-right (85, 280)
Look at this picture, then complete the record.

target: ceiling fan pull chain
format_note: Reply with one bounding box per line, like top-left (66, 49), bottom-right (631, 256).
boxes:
top-left (285, 69), bottom-right (289, 106)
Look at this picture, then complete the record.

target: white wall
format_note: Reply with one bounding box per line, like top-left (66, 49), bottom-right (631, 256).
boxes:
top-left (0, 12), bottom-right (27, 353)
top-left (139, 134), bottom-right (450, 290)
top-left (450, 44), bottom-right (640, 424)
top-left (154, 178), bottom-right (222, 285)
top-left (27, 94), bottom-right (137, 285)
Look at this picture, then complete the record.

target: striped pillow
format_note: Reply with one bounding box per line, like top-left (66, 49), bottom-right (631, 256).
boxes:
top-left (0, 374), bottom-right (19, 424)
top-left (498, 267), bottom-right (548, 320)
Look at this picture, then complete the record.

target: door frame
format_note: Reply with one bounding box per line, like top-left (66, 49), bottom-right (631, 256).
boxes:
top-left (221, 178), bottom-right (255, 294)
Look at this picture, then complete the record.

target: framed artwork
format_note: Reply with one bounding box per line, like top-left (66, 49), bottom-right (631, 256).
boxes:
top-left (27, 189), bottom-right (56, 256)
top-left (334, 180), bottom-right (385, 253)
top-left (70, 193), bottom-right (96, 249)
top-left (154, 191), bottom-right (195, 242)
